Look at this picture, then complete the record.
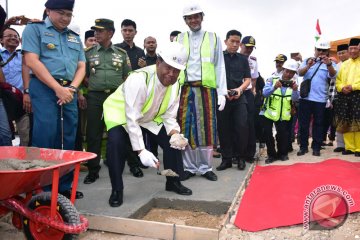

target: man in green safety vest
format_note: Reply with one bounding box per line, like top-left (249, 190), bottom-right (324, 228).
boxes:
top-left (102, 42), bottom-right (192, 207)
top-left (176, 2), bottom-right (227, 182)
top-left (261, 59), bottom-right (300, 164)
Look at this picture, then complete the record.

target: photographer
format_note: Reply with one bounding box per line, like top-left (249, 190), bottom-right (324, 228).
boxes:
top-left (262, 59), bottom-right (299, 164)
top-left (297, 39), bottom-right (336, 157)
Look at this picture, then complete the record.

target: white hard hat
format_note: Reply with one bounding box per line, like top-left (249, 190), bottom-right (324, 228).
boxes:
top-left (158, 42), bottom-right (187, 70)
top-left (183, 2), bottom-right (204, 17)
top-left (283, 59), bottom-right (299, 72)
top-left (315, 39), bottom-right (330, 49)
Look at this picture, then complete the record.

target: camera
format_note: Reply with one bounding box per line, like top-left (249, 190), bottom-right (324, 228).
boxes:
top-left (280, 80), bottom-right (294, 88)
top-left (228, 90), bottom-right (238, 96)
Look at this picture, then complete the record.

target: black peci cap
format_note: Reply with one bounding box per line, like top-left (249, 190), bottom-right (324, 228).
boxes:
top-left (337, 44), bottom-right (348, 52)
top-left (45, 0), bottom-right (74, 11)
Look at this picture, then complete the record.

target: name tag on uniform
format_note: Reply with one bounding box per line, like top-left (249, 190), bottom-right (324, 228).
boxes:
top-left (44, 32), bottom-right (54, 37)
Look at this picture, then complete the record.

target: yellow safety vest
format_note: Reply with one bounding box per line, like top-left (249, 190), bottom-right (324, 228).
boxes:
top-left (264, 78), bottom-right (293, 121)
top-left (103, 65), bottom-right (179, 131)
top-left (177, 31), bottom-right (217, 88)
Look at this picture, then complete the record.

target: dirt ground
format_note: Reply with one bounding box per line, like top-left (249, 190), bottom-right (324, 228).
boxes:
top-left (141, 208), bottom-right (224, 229)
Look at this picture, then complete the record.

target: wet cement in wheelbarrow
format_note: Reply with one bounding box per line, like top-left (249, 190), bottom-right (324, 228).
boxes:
top-left (0, 158), bottom-right (57, 171)
top-left (141, 208), bottom-right (225, 229)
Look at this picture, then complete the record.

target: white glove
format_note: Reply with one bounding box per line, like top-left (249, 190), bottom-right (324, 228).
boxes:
top-left (138, 149), bottom-right (158, 168)
top-left (218, 95), bottom-right (226, 111)
top-left (169, 133), bottom-right (188, 150)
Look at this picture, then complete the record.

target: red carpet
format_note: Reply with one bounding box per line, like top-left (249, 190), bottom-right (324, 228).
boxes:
top-left (234, 159), bottom-right (360, 231)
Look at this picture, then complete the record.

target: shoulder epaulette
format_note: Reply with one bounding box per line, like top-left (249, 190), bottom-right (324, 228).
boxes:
top-left (68, 29), bottom-right (79, 36)
top-left (84, 45), bottom-right (95, 52)
top-left (113, 46), bottom-right (127, 54)
top-left (250, 56), bottom-right (257, 61)
top-left (28, 20), bottom-right (44, 24)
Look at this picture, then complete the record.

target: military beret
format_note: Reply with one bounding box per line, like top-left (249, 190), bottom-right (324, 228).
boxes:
top-left (337, 44), bottom-right (348, 52)
top-left (85, 30), bottom-right (95, 40)
top-left (349, 38), bottom-right (360, 47)
top-left (274, 54), bottom-right (287, 62)
top-left (242, 36), bottom-right (256, 47)
top-left (91, 18), bottom-right (115, 31)
top-left (45, 0), bottom-right (74, 11)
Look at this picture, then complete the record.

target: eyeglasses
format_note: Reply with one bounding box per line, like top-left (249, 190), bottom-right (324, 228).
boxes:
top-left (2, 35), bottom-right (19, 39)
top-left (317, 48), bottom-right (328, 52)
top-left (52, 10), bottom-right (74, 19)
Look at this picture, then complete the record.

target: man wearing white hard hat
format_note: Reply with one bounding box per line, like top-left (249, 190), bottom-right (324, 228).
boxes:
top-left (262, 59), bottom-right (300, 164)
top-left (176, 2), bottom-right (227, 181)
top-left (103, 42), bottom-right (192, 207)
top-left (297, 39), bottom-right (337, 157)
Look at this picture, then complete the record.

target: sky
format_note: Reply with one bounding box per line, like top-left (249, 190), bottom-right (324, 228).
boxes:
top-left (1, 0), bottom-right (359, 77)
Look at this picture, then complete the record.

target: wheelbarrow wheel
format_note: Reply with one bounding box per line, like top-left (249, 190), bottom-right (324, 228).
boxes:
top-left (23, 192), bottom-right (80, 240)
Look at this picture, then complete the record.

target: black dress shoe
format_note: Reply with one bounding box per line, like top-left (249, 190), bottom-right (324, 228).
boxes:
top-left (333, 147), bottom-right (345, 152)
top-left (265, 157), bottom-right (275, 164)
top-left (342, 150), bottom-right (354, 155)
top-left (216, 160), bottom-right (232, 171)
top-left (312, 150), bottom-right (321, 156)
top-left (201, 171), bottom-right (217, 181)
top-left (181, 171), bottom-right (195, 181)
top-left (355, 152), bottom-right (360, 157)
top-left (279, 155), bottom-right (289, 161)
top-left (130, 166), bottom-right (144, 178)
top-left (166, 181), bottom-right (192, 195)
top-left (297, 149), bottom-right (308, 156)
top-left (60, 189), bottom-right (84, 199)
top-left (109, 190), bottom-right (123, 207)
top-left (237, 159), bottom-right (246, 170)
top-left (83, 173), bottom-right (99, 184)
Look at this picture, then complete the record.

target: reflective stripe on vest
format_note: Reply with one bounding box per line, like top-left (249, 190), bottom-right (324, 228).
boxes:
top-left (264, 78), bottom-right (293, 121)
top-left (103, 65), bottom-right (178, 131)
top-left (177, 31), bottom-right (217, 88)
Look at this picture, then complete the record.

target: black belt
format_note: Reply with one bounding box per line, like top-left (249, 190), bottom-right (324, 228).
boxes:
top-left (89, 89), bottom-right (116, 94)
top-left (30, 74), bottom-right (71, 86)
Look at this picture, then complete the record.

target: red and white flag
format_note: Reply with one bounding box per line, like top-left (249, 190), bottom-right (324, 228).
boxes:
top-left (315, 19), bottom-right (321, 41)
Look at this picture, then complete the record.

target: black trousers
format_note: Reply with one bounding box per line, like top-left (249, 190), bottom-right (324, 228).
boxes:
top-left (263, 116), bottom-right (290, 157)
top-left (106, 125), bottom-right (184, 191)
top-left (244, 90), bottom-right (256, 159)
top-left (322, 107), bottom-right (336, 142)
top-left (217, 99), bottom-right (248, 161)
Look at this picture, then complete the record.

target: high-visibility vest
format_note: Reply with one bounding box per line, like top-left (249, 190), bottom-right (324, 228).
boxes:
top-left (103, 65), bottom-right (180, 131)
top-left (177, 31), bottom-right (217, 88)
top-left (264, 78), bottom-right (293, 121)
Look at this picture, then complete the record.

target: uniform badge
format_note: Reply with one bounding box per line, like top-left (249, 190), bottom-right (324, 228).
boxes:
top-left (91, 68), bottom-right (96, 74)
top-left (94, 61), bottom-right (99, 65)
top-left (47, 43), bottom-right (56, 49)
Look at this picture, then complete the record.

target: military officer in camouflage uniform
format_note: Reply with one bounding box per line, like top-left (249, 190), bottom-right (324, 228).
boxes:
top-left (84, 18), bottom-right (131, 184)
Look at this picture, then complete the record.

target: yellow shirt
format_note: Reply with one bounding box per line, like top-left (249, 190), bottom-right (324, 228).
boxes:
top-left (336, 57), bottom-right (360, 92)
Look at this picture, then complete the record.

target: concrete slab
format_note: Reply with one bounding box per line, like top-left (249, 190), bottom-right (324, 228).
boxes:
top-left (75, 153), bottom-right (251, 218)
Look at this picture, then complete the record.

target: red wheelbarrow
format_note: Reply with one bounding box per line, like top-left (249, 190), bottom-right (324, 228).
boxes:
top-left (0, 146), bottom-right (97, 239)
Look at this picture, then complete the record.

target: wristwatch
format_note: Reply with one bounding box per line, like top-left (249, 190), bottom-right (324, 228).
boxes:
top-left (24, 88), bottom-right (29, 94)
top-left (69, 85), bottom-right (79, 93)
top-left (326, 62), bottom-right (332, 67)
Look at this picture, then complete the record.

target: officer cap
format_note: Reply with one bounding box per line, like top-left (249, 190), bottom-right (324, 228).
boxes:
top-left (45, 0), bottom-right (74, 11)
top-left (91, 18), bottom-right (115, 31)
top-left (349, 38), bottom-right (360, 47)
top-left (274, 54), bottom-right (287, 62)
top-left (242, 36), bottom-right (256, 47)
top-left (85, 30), bottom-right (95, 40)
top-left (336, 44), bottom-right (348, 52)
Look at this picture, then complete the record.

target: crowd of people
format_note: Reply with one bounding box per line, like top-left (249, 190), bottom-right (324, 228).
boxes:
top-left (0, 0), bottom-right (359, 207)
